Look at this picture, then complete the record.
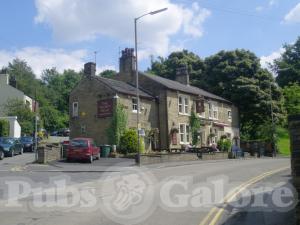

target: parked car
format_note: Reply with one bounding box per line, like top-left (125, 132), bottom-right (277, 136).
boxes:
top-left (67, 138), bottom-right (100, 163)
top-left (57, 128), bottom-right (70, 137)
top-left (0, 137), bottom-right (23, 157)
top-left (50, 131), bottom-right (58, 136)
top-left (0, 148), bottom-right (4, 160)
top-left (20, 136), bottom-right (35, 152)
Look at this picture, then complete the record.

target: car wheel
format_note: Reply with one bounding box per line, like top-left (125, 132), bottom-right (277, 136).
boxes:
top-left (0, 151), bottom-right (4, 160)
top-left (96, 152), bottom-right (100, 160)
top-left (88, 155), bottom-right (93, 163)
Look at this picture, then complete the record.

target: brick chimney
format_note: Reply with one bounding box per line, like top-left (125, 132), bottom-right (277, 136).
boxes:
top-left (175, 65), bottom-right (189, 85)
top-left (119, 48), bottom-right (136, 74)
top-left (84, 62), bottom-right (96, 79)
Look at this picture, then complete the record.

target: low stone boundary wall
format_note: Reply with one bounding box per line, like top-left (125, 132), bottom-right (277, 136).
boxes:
top-left (202, 152), bottom-right (229, 160)
top-left (138, 152), bottom-right (230, 165)
top-left (288, 115), bottom-right (300, 224)
top-left (139, 153), bottom-right (199, 165)
top-left (37, 143), bottom-right (61, 164)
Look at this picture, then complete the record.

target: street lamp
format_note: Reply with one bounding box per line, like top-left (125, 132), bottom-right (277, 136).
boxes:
top-left (134, 7), bottom-right (168, 162)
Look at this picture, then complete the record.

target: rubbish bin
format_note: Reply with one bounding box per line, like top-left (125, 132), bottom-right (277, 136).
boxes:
top-left (100, 145), bottom-right (111, 158)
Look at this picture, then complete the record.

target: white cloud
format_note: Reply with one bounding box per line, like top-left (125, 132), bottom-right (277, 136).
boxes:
top-left (34, 0), bottom-right (211, 59)
top-left (284, 3), bottom-right (300, 23)
top-left (0, 47), bottom-right (115, 77)
top-left (260, 48), bottom-right (284, 70)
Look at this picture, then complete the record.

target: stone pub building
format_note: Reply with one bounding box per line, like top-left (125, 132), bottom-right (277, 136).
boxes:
top-left (69, 48), bottom-right (240, 151)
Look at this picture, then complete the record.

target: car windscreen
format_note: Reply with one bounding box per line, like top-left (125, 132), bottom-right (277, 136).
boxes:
top-left (70, 140), bottom-right (88, 148)
top-left (1, 138), bottom-right (14, 144)
top-left (21, 137), bottom-right (33, 142)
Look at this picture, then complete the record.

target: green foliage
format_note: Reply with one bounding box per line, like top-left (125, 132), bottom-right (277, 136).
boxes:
top-left (189, 111), bottom-right (201, 146)
top-left (107, 103), bottom-right (128, 146)
top-left (276, 127), bottom-right (290, 156)
top-left (217, 137), bottom-right (231, 152)
top-left (275, 36), bottom-right (300, 87)
top-left (3, 59), bottom-right (83, 132)
top-left (150, 49), bottom-right (285, 140)
top-left (149, 50), bottom-right (205, 83)
top-left (0, 119), bottom-right (9, 136)
top-left (100, 70), bottom-right (117, 79)
top-left (282, 83), bottom-right (300, 115)
top-left (119, 129), bottom-right (138, 154)
top-left (2, 99), bottom-right (35, 135)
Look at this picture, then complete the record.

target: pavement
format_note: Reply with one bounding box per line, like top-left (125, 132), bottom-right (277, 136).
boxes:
top-left (0, 153), bottom-right (296, 225)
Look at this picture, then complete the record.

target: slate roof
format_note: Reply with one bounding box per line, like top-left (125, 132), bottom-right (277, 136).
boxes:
top-left (140, 72), bottom-right (231, 103)
top-left (94, 76), bottom-right (153, 98)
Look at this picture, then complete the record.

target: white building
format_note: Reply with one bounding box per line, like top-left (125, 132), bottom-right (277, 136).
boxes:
top-left (0, 72), bottom-right (36, 116)
top-left (0, 72), bottom-right (37, 136)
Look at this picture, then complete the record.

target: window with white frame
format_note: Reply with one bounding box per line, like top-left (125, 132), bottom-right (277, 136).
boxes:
top-left (178, 95), bottom-right (189, 114)
top-left (228, 110), bottom-right (232, 120)
top-left (209, 102), bottom-right (213, 118)
top-left (208, 102), bottom-right (218, 119)
top-left (132, 98), bottom-right (138, 112)
top-left (179, 124), bottom-right (190, 144)
top-left (72, 102), bottom-right (78, 117)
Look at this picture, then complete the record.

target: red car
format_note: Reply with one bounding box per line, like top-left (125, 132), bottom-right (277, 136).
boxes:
top-left (67, 138), bottom-right (100, 163)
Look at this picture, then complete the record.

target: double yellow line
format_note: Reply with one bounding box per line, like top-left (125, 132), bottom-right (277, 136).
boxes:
top-left (199, 166), bottom-right (290, 225)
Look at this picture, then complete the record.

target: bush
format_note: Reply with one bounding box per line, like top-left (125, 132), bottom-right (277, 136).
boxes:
top-left (0, 119), bottom-right (9, 136)
top-left (119, 129), bottom-right (138, 154)
top-left (217, 138), bottom-right (232, 152)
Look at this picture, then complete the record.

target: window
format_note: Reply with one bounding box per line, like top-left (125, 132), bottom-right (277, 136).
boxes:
top-left (132, 98), bottom-right (138, 112)
top-left (72, 102), bottom-right (78, 117)
top-left (208, 102), bottom-right (218, 119)
top-left (209, 103), bottom-right (213, 118)
top-left (178, 95), bottom-right (189, 114)
top-left (213, 105), bottom-right (218, 119)
top-left (179, 124), bottom-right (190, 144)
top-left (228, 110), bottom-right (232, 120)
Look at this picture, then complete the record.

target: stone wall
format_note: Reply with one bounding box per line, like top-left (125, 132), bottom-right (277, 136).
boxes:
top-left (139, 153), bottom-right (199, 165)
top-left (37, 143), bottom-right (61, 164)
top-left (138, 152), bottom-right (229, 165)
top-left (201, 152), bottom-right (229, 160)
top-left (288, 115), bottom-right (300, 225)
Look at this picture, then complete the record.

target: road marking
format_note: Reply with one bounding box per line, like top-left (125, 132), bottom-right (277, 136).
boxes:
top-left (199, 166), bottom-right (290, 225)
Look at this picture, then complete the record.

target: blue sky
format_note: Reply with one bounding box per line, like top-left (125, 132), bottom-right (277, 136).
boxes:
top-left (0, 0), bottom-right (299, 77)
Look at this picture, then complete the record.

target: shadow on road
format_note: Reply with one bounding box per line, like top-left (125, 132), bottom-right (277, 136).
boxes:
top-left (219, 174), bottom-right (298, 225)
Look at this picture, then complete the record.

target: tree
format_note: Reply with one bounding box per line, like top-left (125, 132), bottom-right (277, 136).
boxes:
top-left (100, 70), bottom-right (116, 79)
top-left (150, 49), bottom-right (285, 140)
top-left (149, 50), bottom-right (205, 85)
top-left (282, 83), bottom-right (300, 115)
top-left (2, 99), bottom-right (35, 135)
top-left (201, 50), bottom-right (285, 139)
top-left (0, 119), bottom-right (9, 136)
top-left (274, 36), bottom-right (300, 87)
top-left (7, 58), bottom-right (38, 98)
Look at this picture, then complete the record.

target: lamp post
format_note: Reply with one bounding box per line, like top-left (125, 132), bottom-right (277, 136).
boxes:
top-left (134, 8), bottom-right (167, 162)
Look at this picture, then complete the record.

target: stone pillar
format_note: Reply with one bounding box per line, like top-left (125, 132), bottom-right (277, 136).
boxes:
top-left (288, 115), bottom-right (300, 225)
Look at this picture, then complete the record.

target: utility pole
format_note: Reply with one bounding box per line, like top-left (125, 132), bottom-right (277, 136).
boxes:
top-left (34, 89), bottom-right (38, 161)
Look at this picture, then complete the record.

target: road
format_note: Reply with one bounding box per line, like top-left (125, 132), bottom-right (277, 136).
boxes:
top-left (0, 155), bottom-right (295, 225)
